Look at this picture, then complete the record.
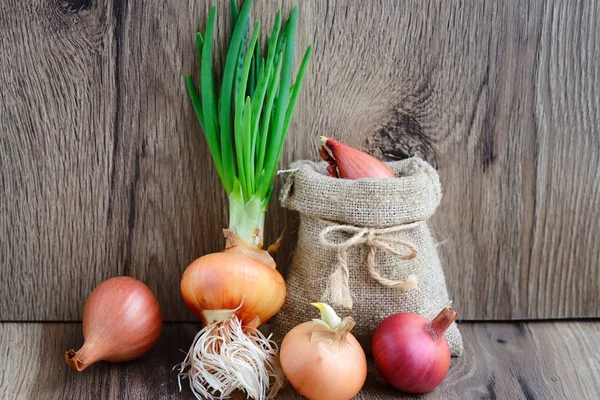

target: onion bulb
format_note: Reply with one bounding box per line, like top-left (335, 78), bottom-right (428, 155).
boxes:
top-left (65, 276), bottom-right (162, 371)
top-left (319, 136), bottom-right (396, 179)
top-left (372, 308), bottom-right (459, 393)
top-left (180, 232), bottom-right (286, 329)
top-left (176, 231), bottom-right (286, 399)
top-left (280, 303), bottom-right (367, 400)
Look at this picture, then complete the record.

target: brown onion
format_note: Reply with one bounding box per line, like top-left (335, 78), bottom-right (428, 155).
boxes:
top-left (65, 276), bottom-right (162, 371)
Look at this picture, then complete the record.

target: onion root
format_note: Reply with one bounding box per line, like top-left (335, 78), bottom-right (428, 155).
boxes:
top-left (176, 314), bottom-right (284, 399)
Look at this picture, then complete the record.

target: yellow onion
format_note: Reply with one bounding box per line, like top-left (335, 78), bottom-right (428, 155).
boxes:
top-left (65, 276), bottom-right (162, 371)
top-left (180, 232), bottom-right (286, 328)
top-left (176, 232), bottom-right (286, 399)
top-left (280, 303), bottom-right (367, 400)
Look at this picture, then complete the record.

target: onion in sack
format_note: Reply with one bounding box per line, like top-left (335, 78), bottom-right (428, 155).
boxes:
top-left (319, 136), bottom-right (396, 179)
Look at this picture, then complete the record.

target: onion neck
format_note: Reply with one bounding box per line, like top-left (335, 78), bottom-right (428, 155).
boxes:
top-left (65, 343), bottom-right (97, 371)
top-left (228, 192), bottom-right (266, 247)
top-left (311, 303), bottom-right (355, 342)
top-left (332, 317), bottom-right (356, 343)
top-left (426, 308), bottom-right (459, 342)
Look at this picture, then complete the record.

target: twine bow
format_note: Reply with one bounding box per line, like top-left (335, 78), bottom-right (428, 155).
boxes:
top-left (319, 221), bottom-right (423, 309)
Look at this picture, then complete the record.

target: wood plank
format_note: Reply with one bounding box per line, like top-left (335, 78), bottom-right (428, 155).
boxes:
top-left (110, 0), bottom-right (600, 321)
top-left (419, 0), bottom-right (600, 319)
top-left (0, 0), bottom-right (117, 320)
top-left (1, 0), bottom-right (599, 321)
top-left (1, 322), bottom-right (599, 399)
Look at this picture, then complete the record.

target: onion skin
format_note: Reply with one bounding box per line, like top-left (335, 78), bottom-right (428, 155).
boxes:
top-left (320, 137), bottom-right (396, 179)
top-left (180, 252), bottom-right (286, 328)
top-left (65, 276), bottom-right (162, 371)
top-left (280, 320), bottom-right (367, 400)
top-left (372, 309), bottom-right (458, 393)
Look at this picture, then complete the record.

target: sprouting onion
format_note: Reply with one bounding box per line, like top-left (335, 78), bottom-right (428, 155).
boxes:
top-left (177, 1), bottom-right (311, 399)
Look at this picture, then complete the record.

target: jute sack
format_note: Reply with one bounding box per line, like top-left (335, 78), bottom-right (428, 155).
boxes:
top-left (272, 157), bottom-right (463, 356)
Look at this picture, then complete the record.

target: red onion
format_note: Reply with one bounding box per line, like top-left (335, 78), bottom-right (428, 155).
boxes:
top-left (372, 308), bottom-right (459, 393)
top-left (319, 136), bottom-right (396, 179)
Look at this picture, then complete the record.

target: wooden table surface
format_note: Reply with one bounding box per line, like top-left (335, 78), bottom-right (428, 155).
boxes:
top-left (2, 321), bottom-right (599, 399)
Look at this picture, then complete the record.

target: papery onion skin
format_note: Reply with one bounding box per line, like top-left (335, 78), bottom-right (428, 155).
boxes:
top-left (372, 309), bottom-right (457, 394)
top-left (65, 276), bottom-right (162, 371)
top-left (180, 252), bottom-right (286, 328)
top-left (320, 137), bottom-right (396, 179)
top-left (280, 321), bottom-right (367, 400)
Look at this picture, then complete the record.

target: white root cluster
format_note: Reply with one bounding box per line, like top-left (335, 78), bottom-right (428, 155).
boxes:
top-left (176, 314), bottom-right (284, 400)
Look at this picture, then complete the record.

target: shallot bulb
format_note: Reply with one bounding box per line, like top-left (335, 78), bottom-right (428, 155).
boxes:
top-left (280, 303), bottom-right (367, 400)
top-left (65, 276), bottom-right (162, 371)
top-left (319, 136), bottom-right (396, 179)
top-left (372, 308), bottom-right (459, 393)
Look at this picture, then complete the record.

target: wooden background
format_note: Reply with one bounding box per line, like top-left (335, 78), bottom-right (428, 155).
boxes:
top-left (1, 0), bottom-right (598, 322)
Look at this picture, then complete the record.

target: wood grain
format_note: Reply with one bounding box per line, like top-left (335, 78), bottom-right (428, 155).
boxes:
top-left (0, 0), bottom-right (117, 320)
top-left (417, 0), bottom-right (600, 319)
top-left (1, 321), bottom-right (599, 399)
top-left (1, 0), bottom-right (599, 321)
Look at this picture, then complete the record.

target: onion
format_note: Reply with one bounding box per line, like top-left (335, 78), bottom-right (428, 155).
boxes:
top-left (319, 136), bottom-right (396, 179)
top-left (280, 303), bottom-right (367, 400)
top-left (65, 276), bottom-right (162, 371)
top-left (180, 232), bottom-right (286, 329)
top-left (176, 231), bottom-right (286, 399)
top-left (372, 308), bottom-right (459, 393)
top-left (178, 0), bottom-right (309, 397)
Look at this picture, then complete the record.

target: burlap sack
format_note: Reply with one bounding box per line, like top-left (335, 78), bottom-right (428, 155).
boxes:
top-left (272, 157), bottom-right (462, 356)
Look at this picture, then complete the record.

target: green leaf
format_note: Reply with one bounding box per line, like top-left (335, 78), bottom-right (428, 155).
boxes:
top-left (249, 51), bottom-right (256, 97)
top-left (255, 51), bottom-right (283, 182)
top-left (234, 21), bottom-right (260, 199)
top-left (218, 0), bottom-right (254, 194)
top-left (196, 32), bottom-right (204, 85)
top-left (261, 45), bottom-right (312, 197)
top-left (233, 25), bottom-right (249, 100)
top-left (230, 0), bottom-right (239, 33)
top-left (250, 64), bottom-right (272, 167)
top-left (249, 40), bottom-right (262, 96)
top-left (200, 6), bottom-right (222, 176)
top-left (276, 18), bottom-right (288, 55)
top-left (242, 96), bottom-right (254, 199)
top-left (260, 6), bottom-right (298, 198)
top-left (250, 10), bottom-right (281, 179)
top-left (185, 75), bottom-right (205, 133)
